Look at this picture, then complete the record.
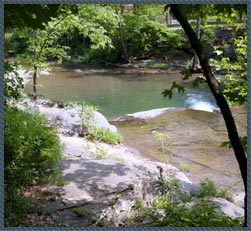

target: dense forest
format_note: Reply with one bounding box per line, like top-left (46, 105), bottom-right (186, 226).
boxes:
top-left (4, 4), bottom-right (247, 227)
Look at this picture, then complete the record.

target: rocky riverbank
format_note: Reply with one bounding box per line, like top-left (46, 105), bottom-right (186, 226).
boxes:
top-left (17, 98), bottom-right (245, 226)
top-left (113, 106), bottom-right (247, 193)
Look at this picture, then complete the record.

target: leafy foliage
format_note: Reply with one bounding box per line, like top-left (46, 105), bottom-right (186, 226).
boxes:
top-left (179, 163), bottom-right (192, 172)
top-left (95, 147), bottom-right (126, 163)
top-left (76, 102), bottom-right (98, 136)
top-left (22, 13), bottom-right (72, 69)
top-left (154, 172), bottom-right (182, 203)
top-left (152, 131), bottom-right (170, 164)
top-left (87, 127), bottom-right (123, 145)
top-left (137, 175), bottom-right (242, 227)
top-left (4, 4), bottom-right (61, 29)
top-left (73, 205), bottom-right (97, 218)
top-left (211, 35), bottom-right (247, 153)
top-left (162, 82), bottom-right (185, 99)
top-left (211, 34), bottom-right (247, 106)
top-left (181, 67), bottom-right (192, 80)
top-left (75, 102), bottom-right (123, 144)
top-left (191, 179), bottom-right (233, 201)
top-left (221, 136), bottom-right (247, 153)
top-left (148, 198), bottom-right (243, 227)
top-left (4, 62), bottom-right (24, 105)
top-left (4, 108), bottom-right (62, 225)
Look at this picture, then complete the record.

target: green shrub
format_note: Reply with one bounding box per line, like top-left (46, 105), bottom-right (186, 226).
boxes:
top-left (147, 198), bottom-right (243, 227)
top-left (4, 62), bottom-right (24, 106)
top-left (4, 108), bottom-right (62, 225)
top-left (192, 179), bottom-right (233, 201)
top-left (135, 175), bottom-right (240, 227)
top-left (4, 190), bottom-right (31, 226)
top-left (87, 127), bottom-right (123, 145)
top-left (5, 108), bottom-right (62, 176)
top-left (75, 102), bottom-right (123, 144)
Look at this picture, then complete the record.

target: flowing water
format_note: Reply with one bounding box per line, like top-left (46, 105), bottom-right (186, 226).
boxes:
top-left (24, 65), bottom-right (246, 192)
top-left (25, 66), bottom-right (216, 119)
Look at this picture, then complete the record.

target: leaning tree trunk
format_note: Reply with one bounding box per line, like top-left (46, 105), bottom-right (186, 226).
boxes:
top-left (191, 18), bottom-right (202, 73)
top-left (170, 4), bottom-right (247, 226)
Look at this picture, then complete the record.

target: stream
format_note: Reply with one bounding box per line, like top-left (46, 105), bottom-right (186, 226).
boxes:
top-left (25, 65), bottom-right (246, 192)
top-left (25, 65), bottom-right (217, 119)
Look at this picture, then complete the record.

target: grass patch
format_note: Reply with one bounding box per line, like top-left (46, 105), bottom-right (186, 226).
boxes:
top-left (146, 61), bottom-right (169, 69)
top-left (96, 147), bottom-right (126, 164)
top-left (179, 163), bottom-right (192, 172)
top-left (73, 205), bottom-right (96, 218)
top-left (87, 127), bottom-right (123, 145)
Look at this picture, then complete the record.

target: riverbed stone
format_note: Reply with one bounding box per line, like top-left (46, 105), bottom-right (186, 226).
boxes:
top-left (37, 104), bottom-right (117, 136)
top-left (17, 98), bottom-right (117, 136)
top-left (211, 198), bottom-right (244, 219)
top-left (186, 197), bottom-right (244, 220)
top-left (233, 192), bottom-right (245, 208)
top-left (93, 111), bottom-right (117, 133)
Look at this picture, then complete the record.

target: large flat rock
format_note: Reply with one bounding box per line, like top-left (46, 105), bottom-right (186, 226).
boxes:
top-left (113, 107), bottom-right (247, 192)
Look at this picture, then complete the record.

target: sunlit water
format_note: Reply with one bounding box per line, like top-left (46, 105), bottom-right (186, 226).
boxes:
top-left (25, 67), bottom-right (217, 119)
top-left (24, 67), bottom-right (246, 192)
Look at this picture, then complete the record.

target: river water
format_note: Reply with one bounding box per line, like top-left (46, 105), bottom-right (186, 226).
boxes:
top-left (24, 66), bottom-right (245, 192)
top-left (25, 66), bottom-right (217, 119)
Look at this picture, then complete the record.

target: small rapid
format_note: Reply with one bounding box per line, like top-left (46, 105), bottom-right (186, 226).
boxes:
top-left (185, 93), bottom-right (216, 112)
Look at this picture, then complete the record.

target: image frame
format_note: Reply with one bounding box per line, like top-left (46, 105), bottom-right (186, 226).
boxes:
top-left (1, 0), bottom-right (250, 230)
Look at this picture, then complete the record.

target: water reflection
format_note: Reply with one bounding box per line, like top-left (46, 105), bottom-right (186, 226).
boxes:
top-left (25, 68), bottom-right (217, 119)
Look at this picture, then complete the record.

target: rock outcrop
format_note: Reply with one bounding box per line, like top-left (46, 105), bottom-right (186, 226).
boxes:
top-left (38, 158), bottom-right (195, 226)
top-left (113, 107), bottom-right (247, 193)
top-left (18, 100), bottom-right (245, 226)
top-left (19, 98), bottom-right (117, 136)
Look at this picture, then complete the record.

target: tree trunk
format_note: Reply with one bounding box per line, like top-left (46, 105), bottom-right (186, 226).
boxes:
top-left (170, 4), bottom-right (247, 226)
top-left (33, 64), bottom-right (38, 101)
top-left (191, 18), bottom-right (202, 73)
top-left (118, 20), bottom-right (129, 63)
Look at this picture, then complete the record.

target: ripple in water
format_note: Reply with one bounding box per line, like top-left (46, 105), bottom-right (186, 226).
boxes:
top-left (185, 93), bottom-right (215, 112)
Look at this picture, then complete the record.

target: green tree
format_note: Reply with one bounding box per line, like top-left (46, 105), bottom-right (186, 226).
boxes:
top-left (22, 12), bottom-right (72, 100)
top-left (4, 4), bottom-right (60, 30)
top-left (211, 34), bottom-right (247, 106)
top-left (4, 4), bottom-right (78, 30)
top-left (111, 4), bottom-right (186, 62)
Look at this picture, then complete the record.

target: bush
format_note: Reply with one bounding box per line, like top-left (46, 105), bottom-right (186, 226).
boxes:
top-left (192, 179), bottom-right (233, 201)
top-left (4, 108), bottom-right (62, 225)
top-left (146, 198), bottom-right (243, 227)
top-left (133, 175), bottom-right (241, 227)
top-left (4, 62), bottom-right (24, 106)
top-left (87, 127), bottom-right (123, 145)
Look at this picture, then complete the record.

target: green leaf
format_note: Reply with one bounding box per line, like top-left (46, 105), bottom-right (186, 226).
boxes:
top-left (220, 141), bottom-right (232, 149)
top-left (162, 89), bottom-right (173, 99)
top-left (181, 68), bottom-right (192, 80)
top-left (162, 82), bottom-right (185, 100)
top-left (192, 76), bottom-right (206, 88)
